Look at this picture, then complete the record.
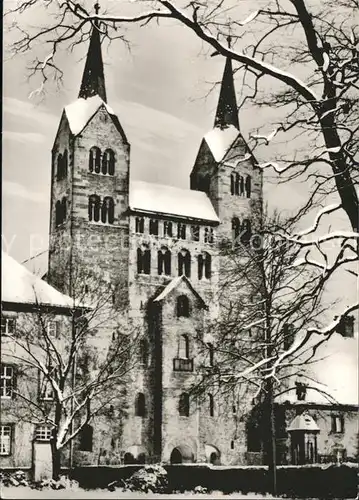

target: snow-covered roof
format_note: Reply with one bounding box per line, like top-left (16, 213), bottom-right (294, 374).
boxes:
top-left (2, 252), bottom-right (75, 309)
top-left (129, 181), bottom-right (220, 222)
top-left (153, 275), bottom-right (206, 306)
top-left (64, 95), bottom-right (116, 136)
top-left (278, 331), bottom-right (358, 406)
top-left (204, 125), bottom-right (240, 163)
top-left (287, 414), bottom-right (320, 432)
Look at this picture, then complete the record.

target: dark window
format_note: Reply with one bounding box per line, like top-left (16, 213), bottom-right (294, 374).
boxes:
top-left (135, 217), bottom-right (144, 233)
top-left (198, 252), bottom-right (211, 280)
top-left (135, 393), bottom-right (146, 417)
top-left (283, 324), bottom-right (295, 350)
top-left (178, 250), bottom-right (191, 277)
top-left (232, 217), bottom-right (241, 243)
top-left (102, 149), bottom-right (115, 175)
top-left (164, 221), bottom-right (173, 237)
top-left (158, 248), bottom-right (171, 276)
top-left (140, 339), bottom-right (149, 366)
top-left (178, 334), bottom-right (189, 359)
top-left (0, 425), bottom-right (13, 456)
top-left (241, 219), bottom-right (252, 245)
top-left (208, 343), bottom-right (214, 366)
top-left (295, 382), bottom-right (307, 401)
top-left (179, 393), bottom-right (190, 417)
top-left (191, 225), bottom-right (200, 242)
top-left (137, 246), bottom-right (151, 275)
top-left (177, 223), bottom-right (186, 240)
top-left (209, 394), bottom-right (214, 417)
top-left (230, 440), bottom-right (235, 450)
top-left (230, 172), bottom-right (236, 195)
top-left (101, 197), bottom-right (115, 224)
top-left (149, 219), bottom-right (159, 236)
top-left (62, 150), bottom-right (68, 179)
top-left (88, 195), bottom-right (101, 222)
top-left (79, 424), bottom-right (93, 451)
top-left (1, 318), bottom-right (16, 336)
top-left (1, 365), bottom-right (15, 399)
top-left (89, 146), bottom-right (101, 173)
top-left (337, 315), bottom-right (354, 338)
top-left (245, 175), bottom-right (251, 198)
top-left (56, 153), bottom-right (63, 180)
top-left (204, 228), bottom-right (214, 244)
top-left (177, 295), bottom-right (190, 317)
top-left (331, 415), bottom-right (344, 433)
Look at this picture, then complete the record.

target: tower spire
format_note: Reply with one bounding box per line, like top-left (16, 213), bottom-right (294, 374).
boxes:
top-left (214, 38), bottom-right (239, 130)
top-left (78, 3), bottom-right (107, 102)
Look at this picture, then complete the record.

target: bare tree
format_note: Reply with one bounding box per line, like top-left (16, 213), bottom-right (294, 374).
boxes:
top-left (2, 267), bottom-right (140, 480)
top-left (191, 212), bottom-right (347, 492)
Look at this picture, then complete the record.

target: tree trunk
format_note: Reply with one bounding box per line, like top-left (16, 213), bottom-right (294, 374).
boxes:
top-left (51, 439), bottom-right (61, 480)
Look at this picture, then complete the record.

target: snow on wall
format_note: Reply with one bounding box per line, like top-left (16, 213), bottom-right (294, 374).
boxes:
top-left (204, 125), bottom-right (240, 162)
top-left (129, 180), bottom-right (220, 222)
top-left (2, 252), bottom-right (74, 308)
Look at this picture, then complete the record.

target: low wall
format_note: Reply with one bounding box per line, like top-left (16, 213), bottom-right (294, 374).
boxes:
top-left (70, 463), bottom-right (358, 498)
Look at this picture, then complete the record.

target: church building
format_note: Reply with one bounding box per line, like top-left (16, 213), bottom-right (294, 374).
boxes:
top-left (46, 22), bottom-right (263, 467)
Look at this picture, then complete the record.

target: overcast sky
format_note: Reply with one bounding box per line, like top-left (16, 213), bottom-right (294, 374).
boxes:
top-left (2, 0), bottom-right (356, 316)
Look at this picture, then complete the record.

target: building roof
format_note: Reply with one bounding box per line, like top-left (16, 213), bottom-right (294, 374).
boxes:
top-left (153, 275), bottom-right (207, 307)
top-left (277, 331), bottom-right (358, 406)
top-left (78, 23), bottom-right (107, 102)
top-left (129, 180), bottom-right (220, 222)
top-left (214, 57), bottom-right (240, 130)
top-left (1, 252), bottom-right (75, 309)
top-left (287, 414), bottom-right (320, 433)
top-left (204, 125), bottom-right (240, 163)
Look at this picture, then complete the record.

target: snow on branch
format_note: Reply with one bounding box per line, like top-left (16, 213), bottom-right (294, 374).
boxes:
top-left (294, 203), bottom-right (342, 237)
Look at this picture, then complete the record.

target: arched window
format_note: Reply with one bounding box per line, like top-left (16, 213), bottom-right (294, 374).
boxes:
top-left (179, 393), bottom-right (190, 417)
top-left (149, 219), bottom-right (159, 236)
top-left (163, 221), bottom-right (173, 237)
top-left (178, 250), bottom-right (191, 277)
top-left (137, 245), bottom-right (151, 275)
top-left (240, 175), bottom-right (245, 196)
top-left (79, 424), bottom-right (93, 452)
top-left (177, 295), bottom-right (190, 318)
top-left (56, 153), bottom-right (63, 180)
top-left (101, 197), bottom-right (115, 224)
top-left (158, 247), bottom-right (171, 276)
top-left (230, 172), bottom-right (236, 195)
top-left (178, 334), bottom-right (189, 359)
top-left (88, 195), bottom-right (101, 222)
top-left (89, 146), bottom-right (101, 173)
top-left (245, 175), bottom-right (251, 198)
top-left (102, 148), bottom-right (115, 175)
top-left (61, 197), bottom-right (67, 223)
top-left (198, 252), bottom-right (211, 280)
top-left (62, 150), bottom-right (68, 178)
top-left (135, 393), bottom-right (146, 417)
top-left (241, 219), bottom-right (252, 245)
top-left (135, 217), bottom-right (144, 233)
top-left (232, 217), bottom-right (241, 243)
top-left (209, 394), bottom-right (214, 417)
top-left (208, 343), bottom-right (214, 367)
top-left (140, 339), bottom-right (149, 366)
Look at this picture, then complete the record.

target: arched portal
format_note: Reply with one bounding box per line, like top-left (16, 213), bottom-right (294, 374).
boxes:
top-left (123, 452), bottom-right (136, 464)
top-left (205, 444), bottom-right (221, 465)
top-left (170, 445), bottom-right (194, 464)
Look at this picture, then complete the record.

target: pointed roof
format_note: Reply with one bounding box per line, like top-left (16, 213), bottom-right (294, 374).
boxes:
top-left (153, 275), bottom-right (207, 308)
top-left (214, 57), bottom-right (239, 130)
top-left (79, 22), bottom-right (107, 102)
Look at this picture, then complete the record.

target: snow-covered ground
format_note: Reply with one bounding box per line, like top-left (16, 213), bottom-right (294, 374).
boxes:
top-left (1, 487), bottom-right (281, 499)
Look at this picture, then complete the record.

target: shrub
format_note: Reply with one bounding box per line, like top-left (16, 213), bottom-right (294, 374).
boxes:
top-left (123, 464), bottom-right (168, 493)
